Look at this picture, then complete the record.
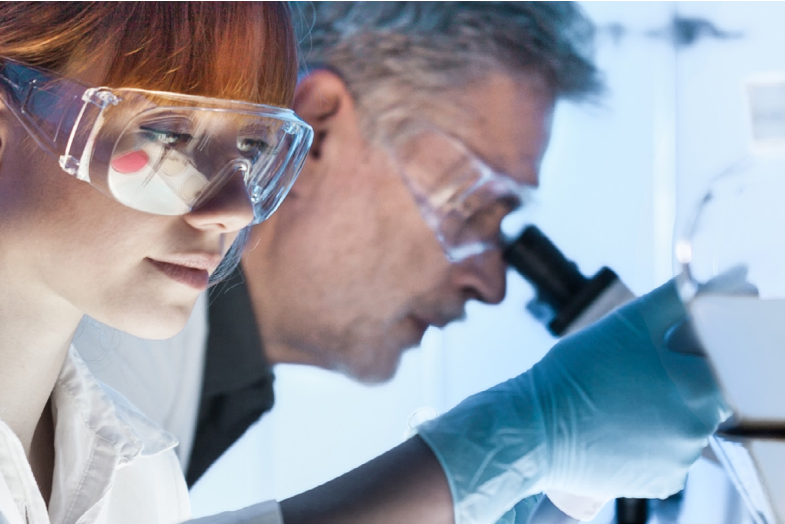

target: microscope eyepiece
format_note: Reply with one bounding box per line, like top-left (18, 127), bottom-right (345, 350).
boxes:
top-left (504, 225), bottom-right (621, 336)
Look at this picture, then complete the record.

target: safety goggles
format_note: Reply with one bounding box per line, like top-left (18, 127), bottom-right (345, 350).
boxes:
top-left (0, 57), bottom-right (313, 224)
top-left (389, 130), bottom-right (533, 262)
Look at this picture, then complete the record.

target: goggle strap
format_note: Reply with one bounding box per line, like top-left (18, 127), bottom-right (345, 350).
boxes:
top-left (0, 62), bottom-right (62, 158)
top-left (0, 60), bottom-right (100, 174)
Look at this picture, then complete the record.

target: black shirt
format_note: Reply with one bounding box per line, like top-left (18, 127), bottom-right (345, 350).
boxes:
top-left (186, 267), bottom-right (276, 487)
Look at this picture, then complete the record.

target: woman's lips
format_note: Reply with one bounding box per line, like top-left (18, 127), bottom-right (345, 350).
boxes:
top-left (147, 258), bottom-right (210, 290)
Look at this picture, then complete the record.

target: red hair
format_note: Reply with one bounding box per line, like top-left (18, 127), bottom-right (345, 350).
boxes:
top-left (0, 2), bottom-right (297, 107)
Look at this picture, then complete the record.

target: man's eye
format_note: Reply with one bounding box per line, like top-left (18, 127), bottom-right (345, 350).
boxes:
top-left (465, 196), bottom-right (521, 234)
top-left (498, 194), bottom-right (522, 215)
top-left (139, 126), bottom-right (193, 146)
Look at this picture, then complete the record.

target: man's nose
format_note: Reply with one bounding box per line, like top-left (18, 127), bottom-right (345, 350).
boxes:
top-left (453, 249), bottom-right (507, 305)
top-left (182, 171), bottom-right (255, 233)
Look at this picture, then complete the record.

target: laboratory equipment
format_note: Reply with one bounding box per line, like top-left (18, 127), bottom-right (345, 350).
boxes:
top-left (674, 75), bottom-right (785, 523)
top-left (504, 225), bottom-right (635, 338)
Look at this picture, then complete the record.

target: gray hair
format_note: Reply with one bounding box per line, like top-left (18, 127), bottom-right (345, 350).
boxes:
top-left (293, 2), bottom-right (602, 142)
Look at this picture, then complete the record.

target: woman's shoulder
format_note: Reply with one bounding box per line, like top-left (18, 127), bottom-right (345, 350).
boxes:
top-left (49, 347), bottom-right (191, 523)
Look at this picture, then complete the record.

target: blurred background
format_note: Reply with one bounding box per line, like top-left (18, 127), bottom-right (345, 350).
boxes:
top-left (190, 2), bottom-right (782, 522)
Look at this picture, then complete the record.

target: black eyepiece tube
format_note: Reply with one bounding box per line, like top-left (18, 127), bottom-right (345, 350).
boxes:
top-left (503, 226), bottom-right (587, 310)
top-left (504, 225), bottom-right (621, 337)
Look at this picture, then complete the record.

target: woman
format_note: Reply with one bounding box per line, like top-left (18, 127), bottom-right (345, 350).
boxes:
top-left (0, 3), bottom-right (310, 523)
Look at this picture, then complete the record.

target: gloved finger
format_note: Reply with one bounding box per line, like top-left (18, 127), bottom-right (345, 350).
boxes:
top-left (657, 347), bottom-right (733, 433)
top-left (631, 279), bottom-right (688, 346)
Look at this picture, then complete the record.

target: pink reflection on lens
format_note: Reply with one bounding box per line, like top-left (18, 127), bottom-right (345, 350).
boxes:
top-left (111, 149), bottom-right (150, 174)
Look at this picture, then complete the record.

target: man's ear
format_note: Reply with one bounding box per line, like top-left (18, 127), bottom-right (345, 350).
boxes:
top-left (293, 69), bottom-right (355, 161)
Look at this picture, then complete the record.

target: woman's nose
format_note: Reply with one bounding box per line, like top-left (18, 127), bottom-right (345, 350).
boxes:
top-left (182, 169), bottom-right (255, 232)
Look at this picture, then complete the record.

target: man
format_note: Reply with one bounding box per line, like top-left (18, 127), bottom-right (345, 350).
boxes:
top-left (76, 3), bottom-right (727, 523)
top-left (79, 0), bottom-right (594, 483)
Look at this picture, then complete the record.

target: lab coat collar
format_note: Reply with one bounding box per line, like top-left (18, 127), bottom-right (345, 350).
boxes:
top-left (53, 345), bottom-right (178, 463)
top-left (0, 346), bottom-right (179, 524)
top-left (48, 346), bottom-right (176, 522)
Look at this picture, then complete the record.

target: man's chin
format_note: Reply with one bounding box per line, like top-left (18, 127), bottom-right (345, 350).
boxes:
top-left (338, 348), bottom-right (410, 385)
top-left (347, 363), bottom-right (400, 385)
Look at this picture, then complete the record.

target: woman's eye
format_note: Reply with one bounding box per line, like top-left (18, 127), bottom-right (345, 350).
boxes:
top-left (139, 126), bottom-right (193, 146)
top-left (237, 137), bottom-right (272, 157)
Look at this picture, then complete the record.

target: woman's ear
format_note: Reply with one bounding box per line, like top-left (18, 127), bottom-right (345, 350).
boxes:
top-left (0, 102), bottom-right (14, 164)
top-left (293, 69), bottom-right (355, 162)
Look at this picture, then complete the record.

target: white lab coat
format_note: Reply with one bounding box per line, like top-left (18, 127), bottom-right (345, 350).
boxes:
top-left (0, 346), bottom-right (190, 524)
top-left (74, 293), bottom-right (210, 472)
top-left (74, 296), bottom-right (283, 524)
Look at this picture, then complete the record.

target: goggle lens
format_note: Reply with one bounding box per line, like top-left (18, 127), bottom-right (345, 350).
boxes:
top-left (0, 58), bottom-right (313, 225)
top-left (393, 132), bottom-right (529, 261)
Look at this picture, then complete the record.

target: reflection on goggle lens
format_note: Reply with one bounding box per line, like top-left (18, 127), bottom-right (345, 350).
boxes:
top-left (107, 114), bottom-right (275, 216)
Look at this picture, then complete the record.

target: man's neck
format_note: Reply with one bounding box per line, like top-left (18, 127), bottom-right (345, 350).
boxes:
top-left (239, 255), bottom-right (331, 370)
top-left (262, 339), bottom-right (329, 368)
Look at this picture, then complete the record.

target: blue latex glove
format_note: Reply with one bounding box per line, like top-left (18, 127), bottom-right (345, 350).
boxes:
top-left (417, 279), bottom-right (731, 524)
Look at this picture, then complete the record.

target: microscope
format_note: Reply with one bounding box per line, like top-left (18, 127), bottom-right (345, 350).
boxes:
top-left (506, 222), bottom-right (785, 523)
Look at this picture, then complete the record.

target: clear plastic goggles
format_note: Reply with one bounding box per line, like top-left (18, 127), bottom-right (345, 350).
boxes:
top-left (0, 58), bottom-right (313, 224)
top-left (390, 131), bottom-right (533, 262)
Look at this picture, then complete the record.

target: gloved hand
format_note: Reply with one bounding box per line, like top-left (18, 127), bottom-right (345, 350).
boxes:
top-left (416, 279), bottom-right (732, 524)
